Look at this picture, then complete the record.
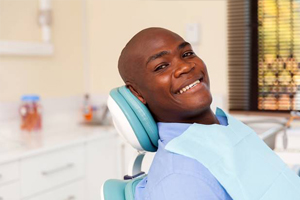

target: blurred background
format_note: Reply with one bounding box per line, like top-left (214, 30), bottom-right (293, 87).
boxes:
top-left (0, 0), bottom-right (227, 101)
top-left (0, 0), bottom-right (299, 199)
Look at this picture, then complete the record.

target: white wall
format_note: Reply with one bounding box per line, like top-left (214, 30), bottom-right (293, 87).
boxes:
top-left (0, 0), bottom-right (85, 102)
top-left (87, 0), bottom-right (228, 103)
top-left (0, 0), bottom-right (227, 107)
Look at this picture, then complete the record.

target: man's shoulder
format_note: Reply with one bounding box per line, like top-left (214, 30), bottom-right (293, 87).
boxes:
top-left (135, 143), bottom-right (231, 200)
top-left (145, 142), bottom-right (220, 189)
top-left (140, 172), bottom-right (225, 200)
top-left (149, 141), bottom-right (212, 178)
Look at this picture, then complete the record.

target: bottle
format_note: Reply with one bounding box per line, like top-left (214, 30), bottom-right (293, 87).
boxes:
top-left (19, 95), bottom-right (42, 132)
top-left (83, 94), bottom-right (93, 122)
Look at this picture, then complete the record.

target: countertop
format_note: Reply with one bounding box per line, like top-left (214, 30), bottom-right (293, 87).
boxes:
top-left (0, 114), bottom-right (117, 164)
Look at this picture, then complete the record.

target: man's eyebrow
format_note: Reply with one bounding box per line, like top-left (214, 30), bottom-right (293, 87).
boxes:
top-left (178, 41), bottom-right (191, 50)
top-left (146, 51), bottom-right (170, 66)
top-left (146, 42), bottom-right (191, 66)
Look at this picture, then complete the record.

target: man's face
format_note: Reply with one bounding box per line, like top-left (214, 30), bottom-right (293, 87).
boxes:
top-left (132, 30), bottom-right (212, 123)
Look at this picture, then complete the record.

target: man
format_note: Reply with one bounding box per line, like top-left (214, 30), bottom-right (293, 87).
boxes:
top-left (118, 27), bottom-right (232, 200)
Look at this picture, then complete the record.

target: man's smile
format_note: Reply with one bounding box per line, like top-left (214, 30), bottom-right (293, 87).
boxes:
top-left (175, 77), bottom-right (204, 95)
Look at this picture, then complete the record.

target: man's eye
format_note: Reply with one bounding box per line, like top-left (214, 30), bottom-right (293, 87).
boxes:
top-left (183, 51), bottom-right (195, 58)
top-left (155, 64), bottom-right (169, 71)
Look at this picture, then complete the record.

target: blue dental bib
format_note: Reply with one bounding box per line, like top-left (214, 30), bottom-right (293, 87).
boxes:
top-left (165, 108), bottom-right (300, 200)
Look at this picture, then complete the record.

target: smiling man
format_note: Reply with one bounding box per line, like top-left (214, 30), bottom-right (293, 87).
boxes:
top-left (118, 28), bottom-right (232, 200)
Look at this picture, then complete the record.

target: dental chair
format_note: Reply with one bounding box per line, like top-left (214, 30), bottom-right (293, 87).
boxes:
top-left (101, 86), bottom-right (159, 200)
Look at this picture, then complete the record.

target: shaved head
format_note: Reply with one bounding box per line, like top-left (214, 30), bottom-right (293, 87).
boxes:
top-left (118, 27), bottom-right (183, 86)
top-left (117, 27), bottom-right (217, 124)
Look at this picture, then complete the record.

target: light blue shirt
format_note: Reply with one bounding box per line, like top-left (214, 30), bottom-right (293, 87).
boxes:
top-left (135, 115), bottom-right (232, 200)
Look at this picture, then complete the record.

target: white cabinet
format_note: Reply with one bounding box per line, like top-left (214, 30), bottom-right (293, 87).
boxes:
top-left (20, 145), bottom-right (85, 198)
top-left (85, 134), bottom-right (155, 200)
top-left (0, 161), bottom-right (20, 200)
top-left (25, 181), bottom-right (84, 200)
top-left (0, 181), bottom-right (20, 200)
top-left (0, 161), bottom-right (19, 185)
top-left (0, 128), bottom-right (122, 200)
top-left (86, 134), bottom-right (119, 200)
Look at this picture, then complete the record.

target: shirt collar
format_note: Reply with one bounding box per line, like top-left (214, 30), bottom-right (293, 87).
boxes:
top-left (157, 110), bottom-right (228, 144)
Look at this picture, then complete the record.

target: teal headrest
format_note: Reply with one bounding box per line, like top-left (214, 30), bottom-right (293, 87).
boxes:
top-left (108, 86), bottom-right (158, 152)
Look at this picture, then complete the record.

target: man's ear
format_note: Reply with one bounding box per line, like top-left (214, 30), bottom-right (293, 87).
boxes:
top-left (126, 84), bottom-right (147, 105)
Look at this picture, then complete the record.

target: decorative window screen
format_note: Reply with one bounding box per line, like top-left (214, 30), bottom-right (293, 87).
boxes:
top-left (228, 0), bottom-right (300, 111)
top-left (258, 0), bottom-right (300, 111)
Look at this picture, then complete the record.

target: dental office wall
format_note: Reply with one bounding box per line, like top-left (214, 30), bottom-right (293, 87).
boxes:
top-left (88, 0), bottom-right (228, 103)
top-left (0, 0), bottom-right (227, 105)
top-left (0, 0), bottom-right (85, 102)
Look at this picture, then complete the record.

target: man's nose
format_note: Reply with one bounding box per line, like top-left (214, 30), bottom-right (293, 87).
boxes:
top-left (174, 60), bottom-right (195, 78)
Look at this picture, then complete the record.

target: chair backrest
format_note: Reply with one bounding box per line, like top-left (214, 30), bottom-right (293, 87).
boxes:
top-left (101, 175), bottom-right (146, 200)
top-left (107, 86), bottom-right (159, 152)
top-left (102, 86), bottom-right (159, 200)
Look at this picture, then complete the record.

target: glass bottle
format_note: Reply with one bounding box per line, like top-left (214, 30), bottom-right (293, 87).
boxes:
top-left (20, 95), bottom-right (42, 131)
top-left (83, 94), bottom-right (93, 122)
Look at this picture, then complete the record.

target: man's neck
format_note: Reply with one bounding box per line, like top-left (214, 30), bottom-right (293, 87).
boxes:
top-left (190, 108), bottom-right (220, 125)
top-left (155, 107), bottom-right (220, 125)
top-left (171, 108), bottom-right (220, 125)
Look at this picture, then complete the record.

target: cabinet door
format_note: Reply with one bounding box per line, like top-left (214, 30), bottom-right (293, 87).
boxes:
top-left (0, 161), bottom-right (19, 186)
top-left (0, 182), bottom-right (20, 200)
top-left (25, 180), bottom-right (84, 200)
top-left (85, 134), bottom-right (119, 200)
top-left (20, 145), bottom-right (85, 198)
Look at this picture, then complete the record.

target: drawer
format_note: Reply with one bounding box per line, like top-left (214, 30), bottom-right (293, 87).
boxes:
top-left (0, 161), bottom-right (19, 186)
top-left (25, 180), bottom-right (84, 200)
top-left (21, 145), bottom-right (85, 198)
top-left (0, 181), bottom-right (20, 200)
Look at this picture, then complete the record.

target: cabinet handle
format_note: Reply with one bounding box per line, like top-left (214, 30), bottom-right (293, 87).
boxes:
top-left (42, 163), bottom-right (74, 176)
top-left (66, 195), bottom-right (75, 200)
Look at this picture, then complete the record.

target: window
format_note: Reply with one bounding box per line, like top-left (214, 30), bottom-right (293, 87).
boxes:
top-left (228, 0), bottom-right (300, 112)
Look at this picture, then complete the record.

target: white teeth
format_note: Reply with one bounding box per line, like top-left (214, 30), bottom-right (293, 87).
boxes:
top-left (177, 80), bottom-right (201, 94)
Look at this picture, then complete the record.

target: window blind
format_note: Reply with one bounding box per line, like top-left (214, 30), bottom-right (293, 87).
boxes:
top-left (228, 0), bottom-right (252, 110)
